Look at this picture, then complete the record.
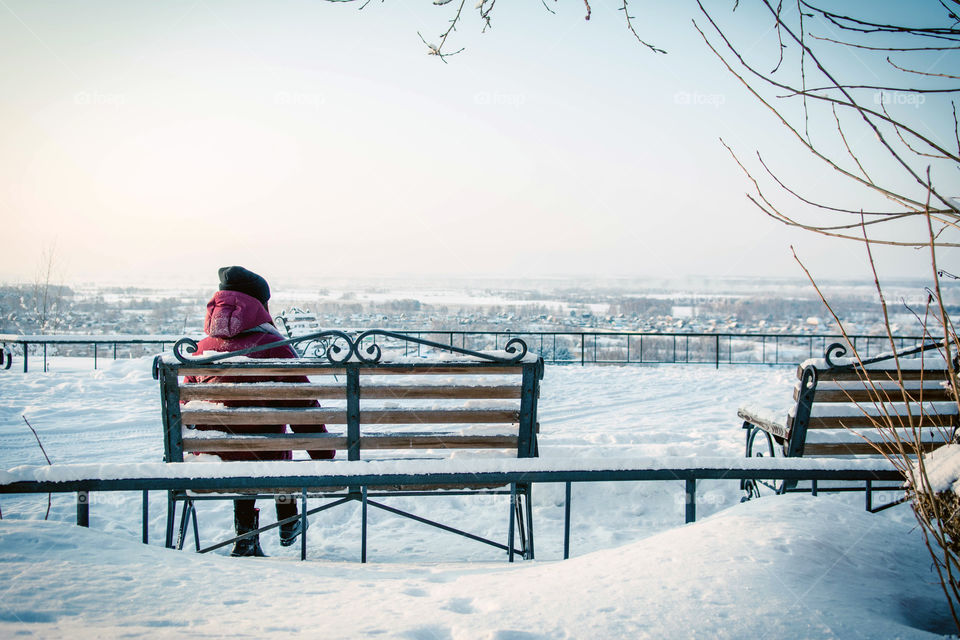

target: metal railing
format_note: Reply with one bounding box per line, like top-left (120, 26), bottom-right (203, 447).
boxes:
top-left (345, 330), bottom-right (935, 368)
top-left (0, 457), bottom-right (903, 560)
top-left (0, 330), bottom-right (938, 372)
top-left (0, 334), bottom-right (184, 373)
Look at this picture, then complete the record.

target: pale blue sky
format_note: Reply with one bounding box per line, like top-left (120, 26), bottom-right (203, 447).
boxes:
top-left (1, 1), bottom-right (956, 288)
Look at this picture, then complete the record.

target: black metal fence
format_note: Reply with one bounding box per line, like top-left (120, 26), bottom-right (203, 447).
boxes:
top-left (360, 331), bottom-right (935, 368)
top-left (0, 336), bottom-right (182, 373)
top-left (0, 330), bottom-right (938, 372)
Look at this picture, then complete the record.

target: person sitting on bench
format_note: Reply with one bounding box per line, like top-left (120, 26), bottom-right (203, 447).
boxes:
top-left (183, 266), bottom-right (334, 557)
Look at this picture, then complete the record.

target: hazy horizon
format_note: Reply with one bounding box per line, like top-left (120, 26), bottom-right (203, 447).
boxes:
top-left (2, 1), bottom-right (956, 286)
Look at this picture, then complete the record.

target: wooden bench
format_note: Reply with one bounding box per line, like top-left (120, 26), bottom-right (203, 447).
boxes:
top-left (274, 307), bottom-right (321, 339)
top-left (738, 341), bottom-right (957, 507)
top-left (153, 330), bottom-right (543, 560)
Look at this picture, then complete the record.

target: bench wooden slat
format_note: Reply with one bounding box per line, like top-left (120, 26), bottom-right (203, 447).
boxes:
top-left (179, 383), bottom-right (522, 401)
top-left (798, 387), bottom-right (955, 403)
top-left (183, 434), bottom-right (518, 451)
top-left (183, 435), bottom-right (346, 451)
top-left (361, 385), bottom-right (522, 399)
top-left (179, 367), bottom-right (347, 377)
top-left (802, 441), bottom-right (946, 456)
top-left (180, 384), bottom-right (345, 401)
top-left (182, 408), bottom-right (343, 424)
top-left (178, 365), bottom-right (524, 377)
top-left (805, 414), bottom-right (958, 429)
top-left (806, 368), bottom-right (949, 382)
top-left (181, 408), bottom-right (520, 425)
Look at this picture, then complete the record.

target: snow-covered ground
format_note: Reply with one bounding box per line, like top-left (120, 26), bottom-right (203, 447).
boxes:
top-left (0, 357), bottom-right (954, 638)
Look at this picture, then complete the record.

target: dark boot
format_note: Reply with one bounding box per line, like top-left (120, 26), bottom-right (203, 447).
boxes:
top-left (231, 502), bottom-right (267, 557)
top-left (276, 499), bottom-right (306, 548)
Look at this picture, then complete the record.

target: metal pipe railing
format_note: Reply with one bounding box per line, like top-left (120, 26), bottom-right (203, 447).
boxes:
top-left (0, 330), bottom-right (938, 371)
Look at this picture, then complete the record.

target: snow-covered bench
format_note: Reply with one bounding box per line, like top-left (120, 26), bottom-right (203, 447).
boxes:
top-left (738, 341), bottom-right (956, 507)
top-left (153, 330), bottom-right (543, 560)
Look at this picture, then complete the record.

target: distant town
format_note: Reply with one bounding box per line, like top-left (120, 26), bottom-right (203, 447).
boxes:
top-left (1, 277), bottom-right (953, 339)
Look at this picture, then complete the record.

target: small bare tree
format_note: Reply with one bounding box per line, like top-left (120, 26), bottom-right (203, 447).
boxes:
top-left (30, 242), bottom-right (67, 334)
top-left (408, 0), bottom-right (960, 627)
top-left (692, 1), bottom-right (960, 630)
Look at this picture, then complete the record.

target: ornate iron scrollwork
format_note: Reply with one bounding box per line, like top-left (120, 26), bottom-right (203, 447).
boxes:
top-left (823, 342), bottom-right (848, 368)
top-left (353, 330), bottom-right (528, 364)
top-left (823, 340), bottom-right (945, 370)
top-left (171, 329), bottom-right (529, 365)
top-left (172, 330), bottom-right (356, 365)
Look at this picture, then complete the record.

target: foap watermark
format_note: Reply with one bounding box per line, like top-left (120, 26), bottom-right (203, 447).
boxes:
top-left (874, 91), bottom-right (926, 109)
top-left (877, 291), bottom-right (937, 309)
top-left (673, 90), bottom-right (726, 109)
top-left (274, 91), bottom-right (326, 110)
top-left (675, 490), bottom-right (729, 509)
top-left (74, 491), bottom-right (132, 508)
top-left (474, 91), bottom-right (526, 108)
top-left (73, 90), bottom-right (126, 109)
top-left (674, 294), bottom-right (736, 305)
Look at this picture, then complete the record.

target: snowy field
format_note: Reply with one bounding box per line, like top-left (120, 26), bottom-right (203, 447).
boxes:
top-left (0, 356), bottom-right (954, 638)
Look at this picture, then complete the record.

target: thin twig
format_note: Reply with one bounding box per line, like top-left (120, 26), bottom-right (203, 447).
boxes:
top-left (420, 0), bottom-right (467, 62)
top-left (22, 415), bottom-right (52, 520)
top-left (810, 34), bottom-right (960, 52)
top-left (619, 0), bottom-right (667, 54)
top-left (887, 56), bottom-right (960, 80)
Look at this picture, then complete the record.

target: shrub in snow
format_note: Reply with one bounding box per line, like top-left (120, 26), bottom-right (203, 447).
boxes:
top-left (911, 444), bottom-right (960, 560)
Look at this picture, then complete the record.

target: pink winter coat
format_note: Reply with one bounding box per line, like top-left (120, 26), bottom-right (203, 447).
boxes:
top-left (183, 290), bottom-right (334, 462)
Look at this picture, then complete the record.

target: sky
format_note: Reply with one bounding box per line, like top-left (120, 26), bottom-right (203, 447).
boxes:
top-left (0, 0), bottom-right (957, 289)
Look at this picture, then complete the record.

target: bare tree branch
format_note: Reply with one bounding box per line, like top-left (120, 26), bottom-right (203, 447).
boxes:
top-left (619, 0), bottom-right (667, 54)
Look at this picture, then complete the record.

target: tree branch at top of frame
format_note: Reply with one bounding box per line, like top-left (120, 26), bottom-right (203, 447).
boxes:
top-left (809, 34), bottom-right (960, 52)
top-left (886, 57), bottom-right (960, 81)
top-left (753, 0), bottom-right (959, 207)
top-left (694, 4), bottom-right (960, 164)
top-left (695, 16), bottom-right (935, 214)
top-left (720, 138), bottom-right (960, 248)
top-left (328, 0), bottom-right (664, 59)
top-left (694, 0), bottom-right (960, 218)
top-left (801, 1), bottom-right (960, 40)
top-left (882, 101), bottom-right (957, 161)
top-left (754, 149), bottom-right (922, 221)
top-left (953, 103), bottom-right (960, 153)
top-left (784, 85), bottom-right (960, 96)
top-left (755, 0), bottom-right (957, 201)
top-left (618, 0), bottom-right (667, 55)
top-left (419, 0), bottom-right (466, 62)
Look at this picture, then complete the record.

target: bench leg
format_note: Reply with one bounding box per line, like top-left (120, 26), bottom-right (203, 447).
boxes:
top-left (514, 492), bottom-right (527, 559)
top-left (191, 502), bottom-right (200, 551)
top-left (685, 479), bottom-right (696, 524)
top-left (165, 492), bottom-right (176, 549)
top-left (176, 498), bottom-right (199, 551)
top-left (518, 484), bottom-right (534, 560)
top-left (142, 490), bottom-right (149, 545)
top-left (508, 483), bottom-right (516, 563)
top-left (176, 499), bottom-right (189, 550)
top-left (563, 481), bottom-right (572, 560)
top-left (361, 487), bottom-right (368, 564)
top-left (301, 488), bottom-right (308, 562)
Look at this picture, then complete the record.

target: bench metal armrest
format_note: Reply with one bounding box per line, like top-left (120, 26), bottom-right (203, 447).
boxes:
top-left (738, 406), bottom-right (790, 441)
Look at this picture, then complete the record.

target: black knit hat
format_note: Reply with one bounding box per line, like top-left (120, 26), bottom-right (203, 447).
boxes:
top-left (218, 266), bottom-right (270, 305)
